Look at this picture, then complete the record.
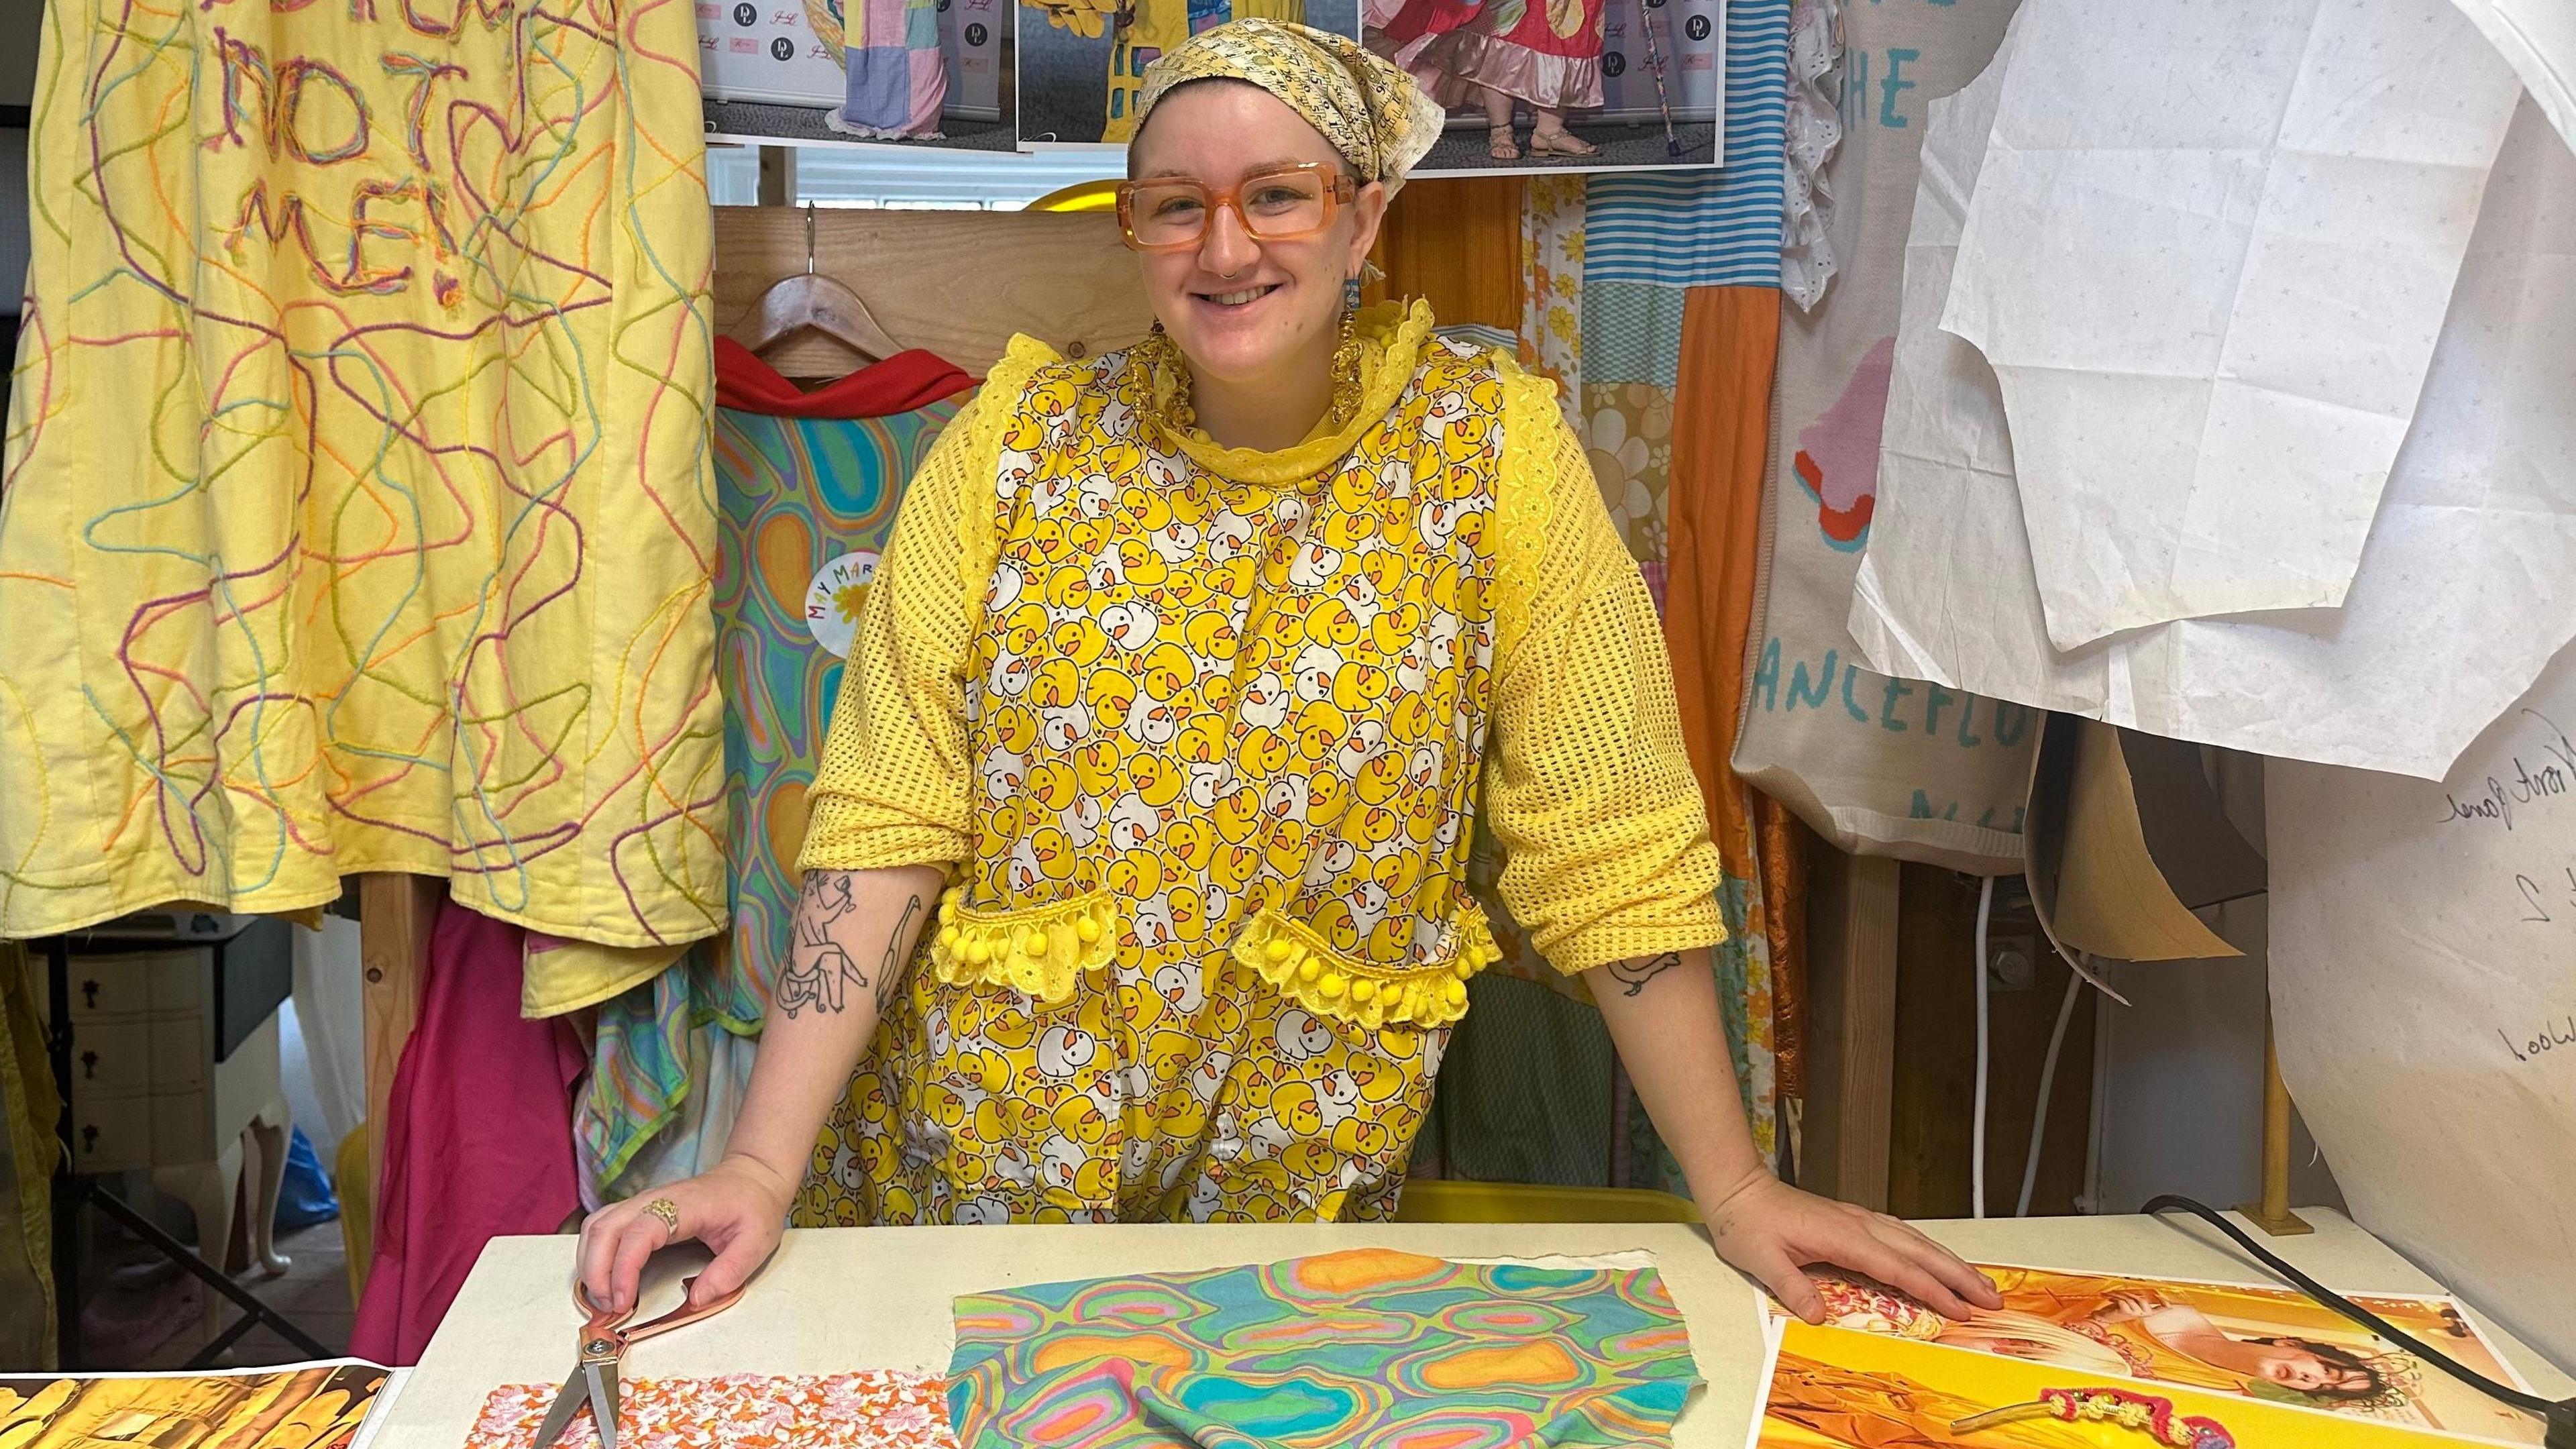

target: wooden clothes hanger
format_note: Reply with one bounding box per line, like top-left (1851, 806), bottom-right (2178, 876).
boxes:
top-left (731, 203), bottom-right (906, 364)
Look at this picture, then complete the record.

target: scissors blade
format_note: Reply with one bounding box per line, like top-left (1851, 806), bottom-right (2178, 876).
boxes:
top-left (585, 1363), bottom-right (621, 1449)
top-left (531, 1371), bottom-right (590, 1449)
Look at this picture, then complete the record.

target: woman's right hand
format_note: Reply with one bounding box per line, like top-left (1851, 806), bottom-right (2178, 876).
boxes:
top-left (577, 1157), bottom-right (796, 1312)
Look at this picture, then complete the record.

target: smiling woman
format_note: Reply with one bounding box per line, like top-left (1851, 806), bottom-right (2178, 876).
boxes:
top-left (574, 15), bottom-right (2002, 1334)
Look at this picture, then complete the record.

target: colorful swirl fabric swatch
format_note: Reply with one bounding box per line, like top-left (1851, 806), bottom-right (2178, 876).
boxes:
top-left (465, 1372), bottom-right (956, 1449)
top-left (1, 0), bottom-right (716, 943)
top-left (947, 1248), bottom-right (1702, 1448)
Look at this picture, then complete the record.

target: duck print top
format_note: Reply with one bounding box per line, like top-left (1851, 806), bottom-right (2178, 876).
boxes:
top-left (793, 302), bottom-right (1723, 1226)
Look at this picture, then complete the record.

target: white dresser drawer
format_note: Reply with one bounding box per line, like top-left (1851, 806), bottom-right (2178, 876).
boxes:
top-left (152, 1091), bottom-right (212, 1165)
top-left (150, 1012), bottom-right (207, 1090)
top-left (70, 1095), bottom-right (154, 1175)
top-left (68, 1018), bottom-right (154, 1097)
top-left (64, 953), bottom-right (160, 1019)
top-left (150, 952), bottom-right (209, 1012)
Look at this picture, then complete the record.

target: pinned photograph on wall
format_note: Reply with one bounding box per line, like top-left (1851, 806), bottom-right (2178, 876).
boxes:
top-left (1016, 0), bottom-right (1362, 147)
top-left (1366, 0), bottom-right (1721, 174)
top-left (698, 0), bottom-right (1016, 151)
top-left (1774, 1263), bottom-right (2543, 1445)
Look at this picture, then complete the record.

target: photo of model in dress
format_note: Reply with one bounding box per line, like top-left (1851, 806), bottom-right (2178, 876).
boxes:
top-left (700, 0), bottom-right (1016, 152)
top-left (1366, 0), bottom-right (1719, 173)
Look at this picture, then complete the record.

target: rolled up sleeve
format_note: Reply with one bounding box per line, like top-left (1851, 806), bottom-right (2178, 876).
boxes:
top-left (1483, 417), bottom-right (1726, 975)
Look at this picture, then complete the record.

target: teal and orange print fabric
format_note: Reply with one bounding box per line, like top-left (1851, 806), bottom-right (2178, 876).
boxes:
top-left (946, 1248), bottom-right (1702, 1447)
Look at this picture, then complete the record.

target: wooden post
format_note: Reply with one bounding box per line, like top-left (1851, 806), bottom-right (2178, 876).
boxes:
top-left (2237, 1007), bottom-right (2312, 1236)
top-left (1802, 847), bottom-right (1901, 1211)
top-left (359, 873), bottom-right (441, 1193)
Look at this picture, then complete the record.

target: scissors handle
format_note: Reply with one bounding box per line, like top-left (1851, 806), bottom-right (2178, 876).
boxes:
top-left (622, 1276), bottom-right (743, 1344)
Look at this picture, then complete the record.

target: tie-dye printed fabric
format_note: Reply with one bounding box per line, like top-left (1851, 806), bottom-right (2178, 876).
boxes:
top-left (946, 1248), bottom-right (1701, 1448)
top-left (575, 345), bottom-right (969, 1195)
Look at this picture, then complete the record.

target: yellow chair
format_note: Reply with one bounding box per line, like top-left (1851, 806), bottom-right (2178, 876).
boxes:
top-left (1394, 1179), bottom-right (1704, 1225)
top-left (1028, 180), bottom-right (1121, 214)
top-left (335, 1126), bottom-right (372, 1307)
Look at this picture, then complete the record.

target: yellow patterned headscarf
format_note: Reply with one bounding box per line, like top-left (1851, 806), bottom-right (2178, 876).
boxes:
top-left (1135, 19), bottom-right (1445, 195)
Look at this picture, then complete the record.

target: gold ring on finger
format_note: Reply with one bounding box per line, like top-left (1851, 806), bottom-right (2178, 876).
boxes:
top-left (643, 1197), bottom-right (680, 1240)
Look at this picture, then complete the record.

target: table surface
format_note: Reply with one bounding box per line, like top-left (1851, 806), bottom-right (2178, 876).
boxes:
top-left (375, 1207), bottom-right (2573, 1449)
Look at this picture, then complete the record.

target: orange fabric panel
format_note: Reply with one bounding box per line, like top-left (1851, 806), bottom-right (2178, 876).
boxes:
top-left (1365, 176), bottom-right (1525, 333)
top-left (1662, 285), bottom-right (1779, 877)
top-left (1758, 791), bottom-right (1808, 1100)
top-left (1663, 284), bottom-right (1805, 1102)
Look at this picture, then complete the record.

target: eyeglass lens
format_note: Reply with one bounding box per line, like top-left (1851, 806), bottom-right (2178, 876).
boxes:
top-left (1128, 171), bottom-right (1332, 247)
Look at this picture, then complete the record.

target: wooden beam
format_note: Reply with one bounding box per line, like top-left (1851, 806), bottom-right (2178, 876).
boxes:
top-left (1801, 847), bottom-right (1900, 1211)
top-left (360, 873), bottom-right (441, 1195)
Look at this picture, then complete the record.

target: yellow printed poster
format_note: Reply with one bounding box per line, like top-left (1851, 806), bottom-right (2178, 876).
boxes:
top-left (1787, 1265), bottom-right (2539, 1446)
top-left (0, 1365), bottom-right (389, 1449)
top-left (1756, 1321), bottom-right (2532, 1449)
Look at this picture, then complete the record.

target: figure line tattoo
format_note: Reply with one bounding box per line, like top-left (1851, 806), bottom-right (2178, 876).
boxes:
top-left (779, 875), bottom-right (923, 1019)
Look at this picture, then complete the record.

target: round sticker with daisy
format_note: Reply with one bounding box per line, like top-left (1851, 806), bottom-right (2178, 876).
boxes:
top-left (805, 551), bottom-right (879, 658)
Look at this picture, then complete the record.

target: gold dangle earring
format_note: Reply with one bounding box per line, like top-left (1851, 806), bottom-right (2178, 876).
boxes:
top-left (1328, 276), bottom-right (1364, 430)
top-left (1142, 321), bottom-right (1196, 433)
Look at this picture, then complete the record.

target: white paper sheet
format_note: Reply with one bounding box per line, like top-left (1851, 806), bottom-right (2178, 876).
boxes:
top-left (1854, 94), bottom-right (2576, 781)
top-left (2451, 0), bottom-right (2576, 154)
top-left (2269, 649), bottom-right (2576, 1371)
top-left (1937, 0), bottom-right (2521, 651)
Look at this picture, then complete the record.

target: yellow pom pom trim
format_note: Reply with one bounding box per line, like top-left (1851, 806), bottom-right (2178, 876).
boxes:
top-left (927, 890), bottom-right (1120, 1003)
top-left (1228, 902), bottom-right (1499, 1030)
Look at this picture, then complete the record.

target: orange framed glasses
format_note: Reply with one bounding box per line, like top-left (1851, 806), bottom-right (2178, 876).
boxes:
top-left (1114, 162), bottom-right (1357, 252)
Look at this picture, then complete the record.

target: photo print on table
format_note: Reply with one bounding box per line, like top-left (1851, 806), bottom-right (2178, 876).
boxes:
top-left (700, 0), bottom-right (1017, 152)
top-left (1784, 1263), bottom-right (2544, 1446)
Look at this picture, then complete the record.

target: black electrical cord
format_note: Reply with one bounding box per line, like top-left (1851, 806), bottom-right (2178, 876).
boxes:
top-left (2141, 1196), bottom-right (2575, 1448)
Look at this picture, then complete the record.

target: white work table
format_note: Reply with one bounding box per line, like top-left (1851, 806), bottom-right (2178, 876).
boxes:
top-left (374, 1208), bottom-right (2571, 1449)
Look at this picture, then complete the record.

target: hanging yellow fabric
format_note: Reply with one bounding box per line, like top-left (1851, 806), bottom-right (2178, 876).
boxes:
top-left (1, 0), bottom-right (721, 946)
top-left (0, 943), bottom-right (60, 1368)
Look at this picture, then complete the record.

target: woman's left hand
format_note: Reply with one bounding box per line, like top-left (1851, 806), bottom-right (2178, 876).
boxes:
top-left (1703, 1172), bottom-right (2003, 1324)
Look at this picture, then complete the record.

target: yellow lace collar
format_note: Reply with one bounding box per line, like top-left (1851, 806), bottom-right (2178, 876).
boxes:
top-left (1144, 299), bottom-right (1442, 487)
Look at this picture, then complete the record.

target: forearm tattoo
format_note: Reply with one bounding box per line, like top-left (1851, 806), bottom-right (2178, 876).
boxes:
top-left (777, 873), bottom-right (921, 1019)
top-left (875, 895), bottom-right (918, 1013)
top-left (1605, 951), bottom-right (1684, 998)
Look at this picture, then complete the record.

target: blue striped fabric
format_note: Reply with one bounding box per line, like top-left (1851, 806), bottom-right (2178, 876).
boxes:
top-left (1582, 0), bottom-right (1790, 288)
top-left (1582, 281), bottom-right (1688, 386)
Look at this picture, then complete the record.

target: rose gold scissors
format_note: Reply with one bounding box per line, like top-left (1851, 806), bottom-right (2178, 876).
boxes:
top-left (531, 1278), bottom-right (742, 1449)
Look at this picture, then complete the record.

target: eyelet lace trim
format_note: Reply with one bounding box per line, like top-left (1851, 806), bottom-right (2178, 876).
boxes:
top-left (926, 886), bottom-right (1120, 1002)
top-left (1230, 902), bottom-right (1503, 1031)
top-left (959, 335), bottom-right (1063, 627)
top-left (1489, 349), bottom-right (1564, 676)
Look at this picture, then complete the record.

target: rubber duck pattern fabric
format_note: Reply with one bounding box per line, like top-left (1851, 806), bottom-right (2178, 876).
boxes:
top-left (792, 303), bottom-right (1726, 1227)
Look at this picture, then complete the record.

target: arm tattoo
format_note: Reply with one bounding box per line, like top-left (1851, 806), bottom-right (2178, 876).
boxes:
top-left (1605, 951), bottom-right (1684, 998)
top-left (778, 874), bottom-right (912, 1019)
top-left (873, 895), bottom-right (920, 1013)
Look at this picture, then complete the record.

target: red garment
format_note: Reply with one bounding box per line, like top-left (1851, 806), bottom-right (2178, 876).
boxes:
top-left (353, 898), bottom-right (587, 1365)
top-left (713, 338), bottom-right (975, 419)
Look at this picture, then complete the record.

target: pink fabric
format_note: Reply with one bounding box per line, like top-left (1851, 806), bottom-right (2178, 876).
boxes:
top-left (353, 897), bottom-right (587, 1365)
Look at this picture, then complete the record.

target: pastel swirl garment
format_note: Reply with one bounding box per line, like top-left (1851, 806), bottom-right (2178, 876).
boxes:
top-left (946, 1248), bottom-right (1702, 1448)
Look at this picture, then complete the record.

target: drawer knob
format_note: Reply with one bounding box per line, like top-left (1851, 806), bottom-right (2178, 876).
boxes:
top-left (81, 980), bottom-right (100, 1010)
top-left (80, 1049), bottom-right (97, 1079)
